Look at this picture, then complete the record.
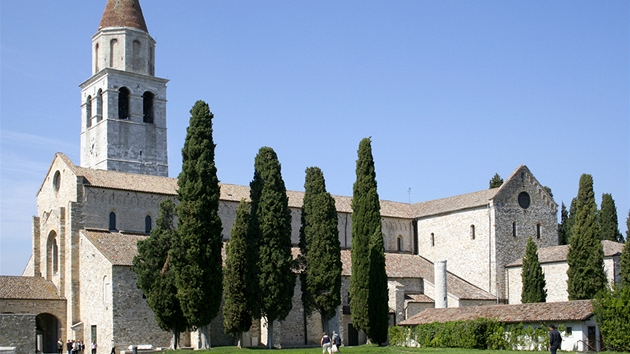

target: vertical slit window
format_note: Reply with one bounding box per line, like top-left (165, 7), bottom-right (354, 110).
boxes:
top-left (397, 236), bottom-right (403, 252)
top-left (86, 95), bottom-right (92, 127)
top-left (536, 223), bottom-right (541, 239)
top-left (96, 89), bottom-right (103, 120)
top-left (118, 87), bottom-right (129, 119)
top-left (470, 225), bottom-right (475, 240)
top-left (512, 222), bottom-right (517, 237)
top-left (143, 92), bottom-right (154, 123)
top-left (431, 233), bottom-right (435, 247)
top-left (145, 215), bottom-right (152, 234)
top-left (109, 212), bottom-right (117, 231)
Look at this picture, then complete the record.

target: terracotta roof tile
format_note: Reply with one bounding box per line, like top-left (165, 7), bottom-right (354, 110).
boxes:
top-left (341, 251), bottom-right (495, 301)
top-left (406, 293), bottom-right (434, 303)
top-left (412, 188), bottom-right (498, 218)
top-left (507, 240), bottom-right (625, 267)
top-left (0, 276), bottom-right (62, 300)
top-left (99, 0), bottom-right (148, 32)
top-left (399, 300), bottom-right (593, 325)
top-left (82, 230), bottom-right (147, 266)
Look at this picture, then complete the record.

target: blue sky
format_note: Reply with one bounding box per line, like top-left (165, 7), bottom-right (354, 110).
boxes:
top-left (1, 1), bottom-right (628, 276)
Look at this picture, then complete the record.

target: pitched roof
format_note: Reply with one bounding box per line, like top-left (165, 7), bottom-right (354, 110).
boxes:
top-left (340, 251), bottom-right (495, 301)
top-left (405, 293), bottom-right (434, 303)
top-left (99, 0), bottom-right (148, 32)
top-left (412, 188), bottom-right (498, 218)
top-left (82, 229), bottom-right (147, 266)
top-left (399, 300), bottom-right (593, 326)
top-left (0, 276), bottom-right (63, 300)
top-left (506, 240), bottom-right (625, 267)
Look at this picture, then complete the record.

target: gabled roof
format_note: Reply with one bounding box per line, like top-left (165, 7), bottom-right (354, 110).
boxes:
top-left (506, 240), bottom-right (625, 267)
top-left (412, 188), bottom-right (498, 218)
top-left (341, 251), bottom-right (495, 301)
top-left (99, 0), bottom-right (148, 32)
top-left (399, 300), bottom-right (593, 326)
top-left (82, 229), bottom-right (147, 266)
top-left (0, 276), bottom-right (63, 300)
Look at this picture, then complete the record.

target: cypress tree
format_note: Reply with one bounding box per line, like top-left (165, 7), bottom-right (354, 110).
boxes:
top-left (489, 173), bottom-right (503, 189)
top-left (299, 167), bottom-right (341, 334)
top-left (626, 210), bottom-right (630, 243)
top-left (520, 237), bottom-right (547, 303)
top-left (223, 200), bottom-right (254, 347)
top-left (249, 147), bottom-right (295, 349)
top-left (172, 100), bottom-right (223, 348)
top-left (558, 203), bottom-right (569, 245)
top-left (133, 199), bottom-right (188, 349)
top-left (350, 137), bottom-right (388, 344)
top-left (621, 239), bottom-right (630, 286)
top-left (565, 197), bottom-right (577, 244)
top-left (600, 193), bottom-right (622, 242)
top-left (566, 174), bottom-right (606, 300)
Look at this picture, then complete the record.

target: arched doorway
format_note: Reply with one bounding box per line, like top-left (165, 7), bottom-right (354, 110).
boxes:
top-left (36, 313), bottom-right (61, 354)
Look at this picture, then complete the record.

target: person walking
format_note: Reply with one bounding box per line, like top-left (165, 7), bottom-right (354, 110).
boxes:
top-left (66, 340), bottom-right (72, 354)
top-left (320, 332), bottom-right (332, 354)
top-left (549, 325), bottom-right (562, 354)
top-left (331, 331), bottom-right (341, 353)
top-left (91, 341), bottom-right (97, 354)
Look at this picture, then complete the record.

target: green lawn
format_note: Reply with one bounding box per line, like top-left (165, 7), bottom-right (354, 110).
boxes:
top-left (165, 345), bottom-right (628, 354)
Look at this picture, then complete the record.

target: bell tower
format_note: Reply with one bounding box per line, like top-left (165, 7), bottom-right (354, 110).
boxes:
top-left (80, 0), bottom-right (168, 176)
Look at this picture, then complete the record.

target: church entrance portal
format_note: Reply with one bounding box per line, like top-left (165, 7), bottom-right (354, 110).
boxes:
top-left (36, 313), bottom-right (61, 354)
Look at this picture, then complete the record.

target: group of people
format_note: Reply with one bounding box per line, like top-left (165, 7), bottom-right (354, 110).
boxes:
top-left (320, 331), bottom-right (342, 353)
top-left (58, 339), bottom-right (97, 354)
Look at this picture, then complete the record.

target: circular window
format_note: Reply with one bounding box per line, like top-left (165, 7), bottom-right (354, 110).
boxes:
top-left (518, 192), bottom-right (530, 209)
top-left (52, 171), bottom-right (61, 192)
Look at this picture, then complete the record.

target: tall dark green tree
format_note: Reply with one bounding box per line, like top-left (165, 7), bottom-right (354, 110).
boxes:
top-left (520, 237), bottom-right (547, 303)
top-left (558, 203), bottom-right (569, 245)
top-left (489, 173), bottom-right (503, 189)
top-left (621, 240), bottom-right (630, 286)
top-left (299, 167), bottom-right (341, 335)
top-left (565, 197), bottom-right (577, 244)
top-left (223, 200), bottom-right (254, 347)
top-left (626, 210), bottom-right (630, 243)
top-left (350, 138), bottom-right (388, 344)
top-left (249, 147), bottom-right (295, 349)
top-left (599, 193), bottom-right (622, 242)
top-left (133, 199), bottom-right (188, 349)
top-left (566, 174), bottom-right (606, 300)
top-left (172, 100), bottom-right (223, 348)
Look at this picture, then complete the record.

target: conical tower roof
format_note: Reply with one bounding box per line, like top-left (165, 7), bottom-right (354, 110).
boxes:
top-left (98, 0), bottom-right (148, 32)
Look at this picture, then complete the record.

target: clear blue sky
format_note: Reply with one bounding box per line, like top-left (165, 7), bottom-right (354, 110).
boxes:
top-left (1, 1), bottom-right (628, 276)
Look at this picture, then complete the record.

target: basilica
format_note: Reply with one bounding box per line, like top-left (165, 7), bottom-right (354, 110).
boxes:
top-left (4, 1), bottom-right (611, 353)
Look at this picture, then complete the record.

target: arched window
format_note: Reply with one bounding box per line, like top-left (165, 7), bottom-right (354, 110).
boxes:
top-left (397, 236), bottom-right (403, 252)
top-left (95, 43), bottom-right (100, 72)
top-left (47, 231), bottom-right (59, 278)
top-left (118, 87), bottom-right (129, 119)
top-left (470, 225), bottom-right (475, 240)
top-left (109, 212), bottom-right (117, 231)
top-left (52, 170), bottom-right (61, 192)
top-left (431, 233), bottom-right (435, 247)
top-left (133, 40), bottom-right (142, 71)
top-left (109, 39), bottom-right (118, 68)
top-left (142, 91), bottom-right (154, 123)
top-left (145, 215), bottom-right (152, 234)
top-left (52, 240), bottom-right (58, 274)
top-left (96, 89), bottom-right (103, 120)
top-left (86, 95), bottom-right (92, 127)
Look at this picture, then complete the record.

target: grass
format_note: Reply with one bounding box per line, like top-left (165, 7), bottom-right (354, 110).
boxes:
top-left (165, 345), bottom-right (629, 354)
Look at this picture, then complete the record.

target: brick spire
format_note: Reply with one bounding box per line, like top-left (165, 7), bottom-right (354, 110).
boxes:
top-left (98, 0), bottom-right (148, 32)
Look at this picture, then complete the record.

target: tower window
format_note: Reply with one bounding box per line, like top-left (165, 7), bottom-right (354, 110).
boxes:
top-left (470, 225), bottom-right (475, 240)
top-left (109, 39), bottom-right (118, 68)
top-left (96, 89), bottom-right (103, 120)
top-left (145, 215), bottom-right (152, 234)
top-left (536, 223), bottom-right (541, 239)
top-left (109, 212), bottom-right (117, 231)
top-left (143, 91), bottom-right (154, 123)
top-left (95, 43), bottom-right (100, 72)
top-left (118, 87), bottom-right (130, 119)
top-left (86, 95), bottom-right (92, 126)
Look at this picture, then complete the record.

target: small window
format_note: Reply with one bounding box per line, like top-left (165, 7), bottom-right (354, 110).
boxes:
top-left (470, 225), bottom-right (475, 240)
top-left (142, 91), bottom-right (154, 123)
top-left (53, 171), bottom-right (61, 192)
top-left (536, 224), bottom-right (541, 239)
top-left (397, 236), bottom-right (403, 252)
top-left (431, 233), bottom-right (435, 247)
top-left (565, 327), bottom-right (572, 336)
top-left (109, 212), bottom-right (117, 231)
top-left (512, 222), bottom-right (517, 237)
top-left (145, 215), bottom-right (152, 234)
top-left (96, 89), bottom-right (103, 119)
top-left (52, 240), bottom-right (58, 274)
top-left (118, 87), bottom-right (130, 119)
top-left (86, 95), bottom-right (92, 124)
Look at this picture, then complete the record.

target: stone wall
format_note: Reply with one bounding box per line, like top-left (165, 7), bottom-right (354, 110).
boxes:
top-left (0, 314), bottom-right (35, 354)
